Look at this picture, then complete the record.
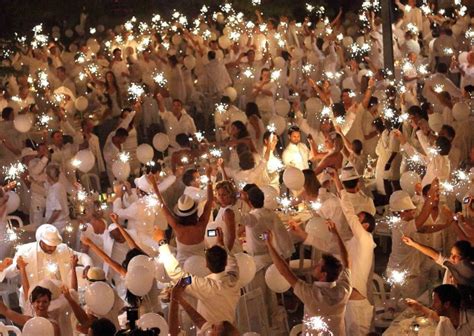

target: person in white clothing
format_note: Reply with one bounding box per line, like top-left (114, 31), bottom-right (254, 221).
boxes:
top-left (339, 190), bottom-right (377, 336)
top-left (405, 284), bottom-right (474, 336)
top-left (44, 164), bottom-right (70, 232)
top-left (266, 222), bottom-right (352, 336)
top-left (155, 93), bottom-right (197, 146)
top-left (156, 227), bottom-right (240, 327)
top-left (282, 125), bottom-right (313, 170)
top-left (103, 128), bottom-right (129, 186)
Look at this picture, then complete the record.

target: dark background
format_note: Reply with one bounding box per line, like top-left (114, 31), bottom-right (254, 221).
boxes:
top-left (0, 0), bottom-right (356, 38)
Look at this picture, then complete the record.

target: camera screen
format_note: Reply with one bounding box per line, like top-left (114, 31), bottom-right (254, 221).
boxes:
top-left (207, 229), bottom-right (217, 237)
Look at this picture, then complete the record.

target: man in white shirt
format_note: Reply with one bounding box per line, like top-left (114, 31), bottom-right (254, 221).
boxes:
top-left (339, 190), bottom-right (377, 336)
top-left (182, 168), bottom-right (207, 203)
top-left (155, 93), bottom-right (197, 146)
top-left (44, 164), bottom-right (70, 232)
top-left (266, 221), bottom-right (352, 336)
top-left (156, 228), bottom-right (240, 327)
top-left (28, 144), bottom-right (50, 226)
top-left (282, 126), bottom-right (312, 170)
top-left (422, 63), bottom-right (462, 114)
top-left (395, 0), bottom-right (423, 33)
top-left (110, 48), bottom-right (130, 94)
top-left (0, 224), bottom-right (92, 297)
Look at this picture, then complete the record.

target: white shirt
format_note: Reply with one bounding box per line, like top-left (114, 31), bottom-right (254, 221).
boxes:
top-left (225, 159), bottom-right (270, 188)
top-left (45, 181), bottom-right (70, 228)
top-left (158, 244), bottom-right (240, 325)
top-left (435, 310), bottom-right (474, 336)
top-left (160, 109), bottom-right (197, 144)
top-left (340, 190), bottom-right (376, 298)
top-left (402, 130), bottom-right (451, 186)
top-left (240, 208), bottom-right (294, 266)
top-left (387, 218), bottom-right (420, 273)
top-left (294, 268), bottom-right (352, 336)
top-left (282, 143), bottom-right (311, 170)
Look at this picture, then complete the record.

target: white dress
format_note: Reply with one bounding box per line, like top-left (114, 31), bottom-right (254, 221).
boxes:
top-left (214, 205), bottom-right (243, 253)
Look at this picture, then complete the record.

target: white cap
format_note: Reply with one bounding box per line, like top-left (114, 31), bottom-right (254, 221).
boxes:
top-left (389, 190), bottom-right (416, 212)
top-left (174, 194), bottom-right (198, 217)
top-left (108, 223), bottom-right (119, 232)
top-left (35, 224), bottom-right (62, 246)
top-left (318, 172), bottom-right (332, 185)
top-left (340, 165), bottom-right (360, 182)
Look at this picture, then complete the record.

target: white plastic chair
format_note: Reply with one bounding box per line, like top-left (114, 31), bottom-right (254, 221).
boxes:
top-left (289, 323), bottom-right (303, 336)
top-left (236, 288), bottom-right (270, 336)
top-left (6, 216), bottom-right (23, 228)
top-left (0, 322), bottom-right (21, 335)
top-left (80, 173), bottom-right (101, 192)
top-left (372, 273), bottom-right (392, 329)
top-left (289, 243), bottom-right (320, 283)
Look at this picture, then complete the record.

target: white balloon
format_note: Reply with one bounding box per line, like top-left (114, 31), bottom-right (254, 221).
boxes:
top-left (218, 36), bottom-right (231, 49)
top-left (13, 114), bottom-right (33, 133)
top-left (261, 185), bottom-right (279, 210)
top-left (126, 265), bottom-right (154, 296)
top-left (75, 96), bottom-right (88, 112)
top-left (275, 99), bottom-right (290, 117)
top-left (97, 25), bottom-right (105, 33)
top-left (136, 144), bottom-right (154, 164)
top-left (23, 317), bottom-right (54, 336)
top-left (65, 29), bottom-right (74, 38)
top-left (452, 102), bottom-right (470, 121)
top-left (137, 313), bottom-right (169, 334)
top-left (6, 191), bottom-right (20, 214)
top-left (342, 36), bottom-right (353, 47)
top-left (128, 255), bottom-right (155, 273)
top-left (235, 253), bottom-right (256, 287)
top-left (400, 171), bottom-right (421, 196)
top-left (268, 115), bottom-right (286, 135)
top-left (85, 282), bottom-right (115, 316)
top-left (305, 217), bottom-right (332, 244)
top-left (112, 161), bottom-right (131, 181)
top-left (184, 55), bottom-right (196, 70)
top-left (459, 52), bottom-right (468, 64)
top-left (305, 97), bottom-right (322, 113)
top-left (283, 167), bottom-right (305, 190)
top-left (265, 264), bottom-right (290, 293)
top-left (184, 255), bottom-right (210, 277)
top-left (273, 56), bottom-right (285, 69)
top-left (224, 87), bottom-right (238, 102)
top-left (86, 38), bottom-right (101, 54)
top-left (428, 113), bottom-right (443, 133)
top-left (74, 150), bottom-right (95, 173)
top-left (152, 133), bottom-right (170, 152)
top-left (171, 34), bottom-right (182, 45)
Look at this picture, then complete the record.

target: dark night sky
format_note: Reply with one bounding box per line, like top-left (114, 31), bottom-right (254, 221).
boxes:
top-left (0, 0), bottom-right (354, 38)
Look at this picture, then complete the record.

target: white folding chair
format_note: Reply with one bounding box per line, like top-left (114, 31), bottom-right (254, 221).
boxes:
top-left (289, 243), bottom-right (320, 283)
top-left (0, 322), bottom-right (21, 335)
top-left (6, 216), bottom-right (23, 228)
top-left (80, 173), bottom-right (101, 193)
top-left (372, 273), bottom-right (392, 329)
top-left (289, 323), bottom-right (303, 336)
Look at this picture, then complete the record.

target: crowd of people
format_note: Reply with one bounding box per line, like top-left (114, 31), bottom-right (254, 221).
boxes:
top-left (0, 0), bottom-right (473, 335)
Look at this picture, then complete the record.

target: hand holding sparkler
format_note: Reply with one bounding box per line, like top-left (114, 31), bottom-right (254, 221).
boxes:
top-left (109, 212), bottom-right (119, 223)
top-left (392, 129), bottom-right (406, 144)
top-left (401, 235), bottom-right (416, 247)
top-left (16, 256), bottom-right (27, 270)
top-left (0, 258), bottom-right (13, 272)
top-left (70, 254), bottom-right (79, 268)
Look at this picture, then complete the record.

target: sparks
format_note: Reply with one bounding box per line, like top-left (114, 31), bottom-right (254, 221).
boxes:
top-left (127, 83), bottom-right (145, 100)
top-left (118, 152), bottom-right (130, 163)
top-left (386, 269), bottom-right (408, 286)
top-left (3, 162), bottom-right (27, 181)
top-left (152, 71), bottom-right (168, 87)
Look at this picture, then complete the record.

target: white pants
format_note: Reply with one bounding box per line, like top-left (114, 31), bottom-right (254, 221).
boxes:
top-left (29, 193), bottom-right (46, 226)
top-left (345, 299), bottom-right (373, 336)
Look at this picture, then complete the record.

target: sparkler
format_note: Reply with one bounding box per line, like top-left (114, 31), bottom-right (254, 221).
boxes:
top-left (77, 190), bottom-right (88, 202)
top-left (194, 132), bottom-right (205, 142)
top-left (215, 103), bottom-right (228, 114)
top-left (304, 316), bottom-right (332, 335)
top-left (271, 70), bottom-right (281, 81)
top-left (267, 156), bottom-right (284, 173)
top-left (6, 227), bottom-right (18, 242)
top-left (251, 0), bottom-right (261, 5)
top-left (243, 68), bottom-right (255, 79)
top-left (210, 148), bottom-right (222, 158)
top-left (302, 64), bottom-right (315, 75)
top-left (118, 152), bottom-right (130, 163)
top-left (386, 269), bottom-right (408, 286)
top-left (128, 83), bottom-right (145, 100)
top-left (37, 114), bottom-right (53, 128)
top-left (46, 262), bottom-right (59, 274)
top-left (71, 158), bottom-right (81, 168)
top-left (153, 71), bottom-right (168, 87)
top-left (3, 162), bottom-right (27, 181)
top-left (37, 70), bottom-right (50, 89)
top-left (309, 200), bottom-right (322, 211)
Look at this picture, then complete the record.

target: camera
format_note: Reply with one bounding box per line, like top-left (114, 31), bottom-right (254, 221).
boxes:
top-left (463, 196), bottom-right (471, 205)
top-left (182, 275), bottom-right (192, 285)
top-left (207, 229), bottom-right (217, 237)
top-left (258, 233), bottom-right (268, 241)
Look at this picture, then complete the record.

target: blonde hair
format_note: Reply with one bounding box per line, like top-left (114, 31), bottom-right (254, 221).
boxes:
top-left (215, 181), bottom-right (237, 203)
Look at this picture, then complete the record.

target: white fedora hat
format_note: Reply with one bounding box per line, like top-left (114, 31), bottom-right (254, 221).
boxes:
top-left (340, 165), bottom-right (361, 182)
top-left (35, 224), bottom-right (63, 246)
top-left (389, 190), bottom-right (416, 212)
top-left (174, 194), bottom-right (198, 217)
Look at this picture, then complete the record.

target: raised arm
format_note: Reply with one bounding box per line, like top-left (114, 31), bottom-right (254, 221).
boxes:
top-left (0, 301), bottom-right (31, 326)
top-left (265, 231), bottom-right (298, 286)
top-left (198, 165), bottom-right (215, 226)
top-left (62, 286), bottom-right (93, 327)
top-left (147, 174), bottom-right (179, 230)
top-left (17, 256), bottom-right (29, 303)
top-left (401, 236), bottom-right (440, 261)
top-left (109, 213), bottom-right (141, 250)
top-left (327, 220), bottom-right (350, 268)
top-left (80, 236), bottom-right (126, 277)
